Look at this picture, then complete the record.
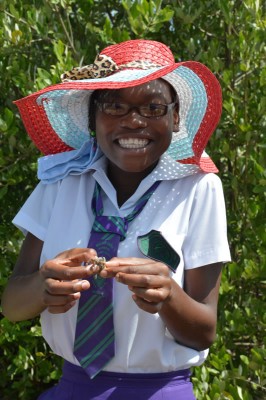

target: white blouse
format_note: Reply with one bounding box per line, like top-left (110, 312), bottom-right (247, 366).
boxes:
top-left (13, 154), bottom-right (231, 373)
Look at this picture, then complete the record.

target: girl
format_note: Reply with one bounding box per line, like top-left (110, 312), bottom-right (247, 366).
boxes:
top-left (2, 39), bottom-right (231, 399)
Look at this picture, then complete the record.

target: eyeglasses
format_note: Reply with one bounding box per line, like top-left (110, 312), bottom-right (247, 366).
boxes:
top-left (95, 101), bottom-right (176, 118)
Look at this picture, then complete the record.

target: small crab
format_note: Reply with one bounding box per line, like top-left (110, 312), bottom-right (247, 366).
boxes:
top-left (91, 256), bottom-right (106, 272)
top-left (86, 256), bottom-right (106, 279)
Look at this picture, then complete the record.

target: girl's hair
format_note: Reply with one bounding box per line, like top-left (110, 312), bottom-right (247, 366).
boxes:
top-left (88, 90), bottom-right (109, 131)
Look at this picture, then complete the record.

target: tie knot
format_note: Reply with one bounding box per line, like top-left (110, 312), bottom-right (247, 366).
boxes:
top-left (92, 215), bottom-right (128, 241)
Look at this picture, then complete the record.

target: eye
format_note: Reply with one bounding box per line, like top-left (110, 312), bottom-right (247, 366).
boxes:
top-left (109, 102), bottom-right (124, 109)
top-left (144, 104), bottom-right (165, 117)
top-left (103, 102), bottom-right (127, 115)
top-left (150, 104), bottom-right (161, 110)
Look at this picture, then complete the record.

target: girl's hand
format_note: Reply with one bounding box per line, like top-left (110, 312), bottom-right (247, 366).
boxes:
top-left (101, 257), bottom-right (172, 314)
top-left (40, 248), bottom-right (99, 314)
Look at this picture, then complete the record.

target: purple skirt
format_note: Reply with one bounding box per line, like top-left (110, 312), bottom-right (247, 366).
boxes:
top-left (38, 361), bottom-right (196, 400)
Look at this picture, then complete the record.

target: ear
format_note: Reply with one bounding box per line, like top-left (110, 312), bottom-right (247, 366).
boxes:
top-left (173, 103), bottom-right (179, 131)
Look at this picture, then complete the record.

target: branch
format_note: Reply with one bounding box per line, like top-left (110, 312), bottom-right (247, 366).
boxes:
top-left (44, 0), bottom-right (77, 56)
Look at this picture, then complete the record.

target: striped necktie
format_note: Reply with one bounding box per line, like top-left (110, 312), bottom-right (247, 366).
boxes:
top-left (74, 180), bottom-right (160, 378)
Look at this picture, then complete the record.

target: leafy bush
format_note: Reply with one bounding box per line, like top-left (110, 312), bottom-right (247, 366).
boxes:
top-left (0, 1), bottom-right (265, 398)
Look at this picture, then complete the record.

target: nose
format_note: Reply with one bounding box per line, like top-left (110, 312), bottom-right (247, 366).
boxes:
top-left (119, 110), bottom-right (148, 129)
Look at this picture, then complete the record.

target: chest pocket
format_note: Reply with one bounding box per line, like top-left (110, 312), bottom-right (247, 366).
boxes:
top-left (137, 229), bottom-right (181, 272)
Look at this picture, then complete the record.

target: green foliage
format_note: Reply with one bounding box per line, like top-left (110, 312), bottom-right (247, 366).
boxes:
top-left (0, 0), bottom-right (265, 398)
top-left (0, 318), bottom-right (62, 398)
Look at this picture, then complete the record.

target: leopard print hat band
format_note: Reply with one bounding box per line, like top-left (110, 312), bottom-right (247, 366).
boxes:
top-left (61, 54), bottom-right (163, 82)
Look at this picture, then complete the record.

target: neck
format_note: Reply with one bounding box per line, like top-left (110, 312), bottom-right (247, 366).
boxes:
top-left (107, 162), bottom-right (157, 206)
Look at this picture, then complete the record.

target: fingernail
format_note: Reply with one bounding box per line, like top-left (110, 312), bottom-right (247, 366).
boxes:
top-left (73, 281), bottom-right (88, 291)
top-left (81, 281), bottom-right (90, 289)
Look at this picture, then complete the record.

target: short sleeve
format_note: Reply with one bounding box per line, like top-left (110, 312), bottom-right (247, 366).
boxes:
top-left (182, 173), bottom-right (231, 269)
top-left (12, 181), bottom-right (61, 240)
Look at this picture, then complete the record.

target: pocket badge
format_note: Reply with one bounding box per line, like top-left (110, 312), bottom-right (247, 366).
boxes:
top-left (137, 230), bottom-right (180, 272)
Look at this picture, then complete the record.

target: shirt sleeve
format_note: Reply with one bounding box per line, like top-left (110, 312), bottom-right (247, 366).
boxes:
top-left (12, 181), bottom-right (61, 241)
top-left (182, 173), bottom-right (231, 269)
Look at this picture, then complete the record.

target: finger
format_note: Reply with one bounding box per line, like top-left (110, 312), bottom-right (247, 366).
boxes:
top-left (129, 286), bottom-right (168, 303)
top-left (105, 259), bottom-right (169, 276)
top-left (106, 257), bottom-right (148, 267)
top-left (55, 248), bottom-right (97, 263)
top-left (47, 301), bottom-right (77, 314)
top-left (106, 257), bottom-right (154, 269)
top-left (103, 264), bottom-right (161, 276)
top-left (132, 294), bottom-right (162, 314)
top-left (41, 261), bottom-right (100, 281)
top-left (99, 268), bottom-right (117, 278)
top-left (45, 278), bottom-right (91, 295)
top-left (43, 291), bottom-right (80, 307)
top-left (115, 272), bottom-right (169, 288)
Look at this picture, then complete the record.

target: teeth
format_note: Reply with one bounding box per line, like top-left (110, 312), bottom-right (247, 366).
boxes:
top-left (118, 138), bottom-right (149, 149)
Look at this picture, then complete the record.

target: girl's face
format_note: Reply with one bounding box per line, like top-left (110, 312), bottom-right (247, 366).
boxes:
top-left (94, 79), bottom-right (179, 175)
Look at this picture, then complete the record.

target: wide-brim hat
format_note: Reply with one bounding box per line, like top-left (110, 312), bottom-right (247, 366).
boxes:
top-left (14, 39), bottom-right (222, 173)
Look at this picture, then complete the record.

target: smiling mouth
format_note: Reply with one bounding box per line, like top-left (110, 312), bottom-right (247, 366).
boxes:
top-left (118, 138), bottom-right (149, 149)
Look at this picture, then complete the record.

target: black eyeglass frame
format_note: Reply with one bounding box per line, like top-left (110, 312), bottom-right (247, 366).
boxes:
top-left (94, 101), bottom-right (176, 118)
